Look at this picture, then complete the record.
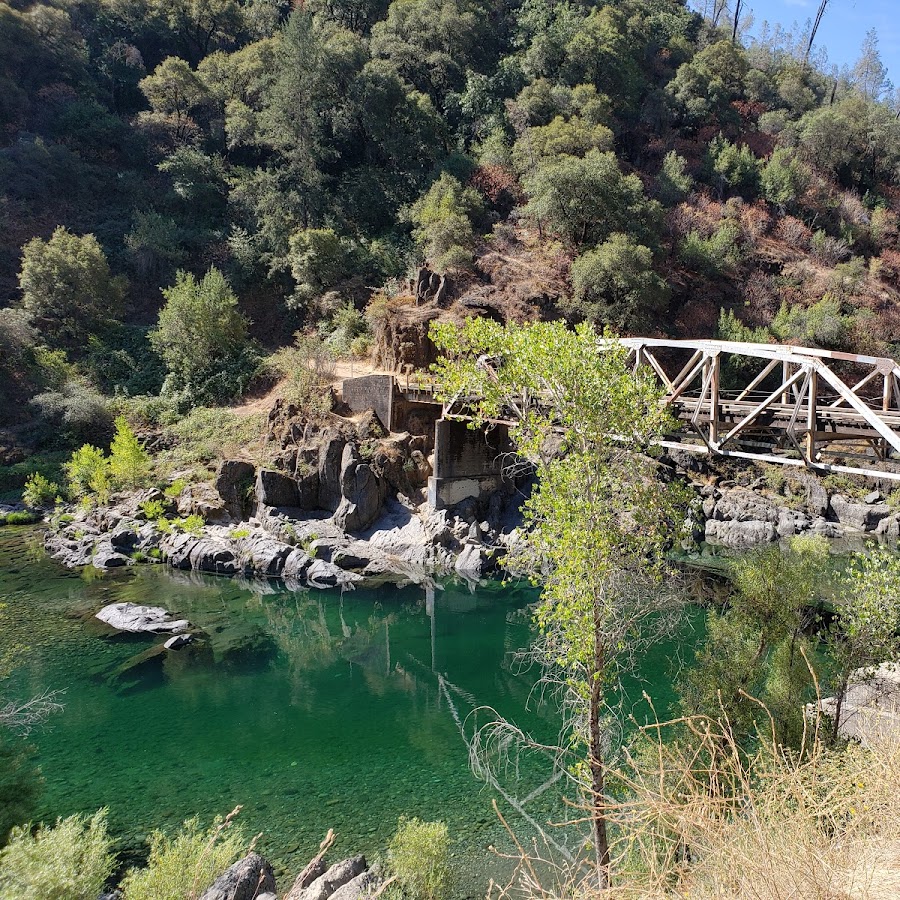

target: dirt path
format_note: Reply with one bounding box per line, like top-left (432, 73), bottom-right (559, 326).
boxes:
top-left (231, 358), bottom-right (395, 418)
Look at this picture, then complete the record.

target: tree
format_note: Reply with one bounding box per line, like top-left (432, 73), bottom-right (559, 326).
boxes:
top-left (18, 228), bottom-right (126, 347)
top-left (655, 151), bottom-right (693, 206)
top-left (288, 227), bottom-right (350, 307)
top-left (410, 173), bottom-right (484, 272)
top-left (431, 319), bottom-right (687, 889)
top-left (761, 148), bottom-right (810, 208)
top-left (568, 233), bottom-right (669, 332)
top-left (523, 149), bottom-right (660, 247)
top-left (679, 535), bottom-right (830, 750)
top-left (150, 267), bottom-right (253, 403)
top-left (108, 416), bottom-right (150, 490)
top-left (852, 28), bottom-right (889, 102)
top-left (827, 549), bottom-right (900, 744)
top-left (64, 445), bottom-right (111, 503)
top-left (139, 56), bottom-right (209, 142)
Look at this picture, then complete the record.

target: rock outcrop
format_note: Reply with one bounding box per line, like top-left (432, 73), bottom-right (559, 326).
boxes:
top-left (96, 603), bottom-right (190, 634)
top-left (199, 852), bottom-right (277, 900)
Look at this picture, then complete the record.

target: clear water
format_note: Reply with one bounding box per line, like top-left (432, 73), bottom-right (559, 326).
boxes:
top-left (0, 528), bottom-right (697, 894)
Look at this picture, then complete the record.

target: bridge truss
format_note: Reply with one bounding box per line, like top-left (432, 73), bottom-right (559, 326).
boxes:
top-left (621, 339), bottom-right (900, 481)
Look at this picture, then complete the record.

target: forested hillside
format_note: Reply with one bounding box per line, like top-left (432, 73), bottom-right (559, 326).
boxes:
top-left (3, 0), bottom-right (900, 465)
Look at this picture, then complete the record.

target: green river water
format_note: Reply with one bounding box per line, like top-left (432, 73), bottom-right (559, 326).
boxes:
top-left (0, 527), bottom-right (698, 895)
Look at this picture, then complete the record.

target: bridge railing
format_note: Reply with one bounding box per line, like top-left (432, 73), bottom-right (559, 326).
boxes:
top-left (618, 338), bottom-right (900, 481)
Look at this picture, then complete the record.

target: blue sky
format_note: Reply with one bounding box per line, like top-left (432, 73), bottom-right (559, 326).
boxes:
top-left (731, 0), bottom-right (900, 84)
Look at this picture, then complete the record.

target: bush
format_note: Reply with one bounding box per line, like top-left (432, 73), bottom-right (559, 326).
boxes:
top-left (771, 296), bottom-right (850, 349)
top-left (31, 380), bottom-right (114, 446)
top-left (22, 473), bottom-right (60, 509)
top-left (0, 733), bottom-right (42, 844)
top-left (0, 512), bottom-right (42, 526)
top-left (64, 445), bottom-right (111, 503)
top-left (120, 814), bottom-right (246, 900)
top-left (679, 223), bottom-right (742, 277)
top-left (108, 417), bottom-right (150, 491)
top-left (0, 810), bottom-right (114, 900)
top-left (388, 817), bottom-right (451, 900)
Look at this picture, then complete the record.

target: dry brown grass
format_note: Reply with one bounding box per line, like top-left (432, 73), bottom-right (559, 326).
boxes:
top-left (489, 705), bottom-right (900, 900)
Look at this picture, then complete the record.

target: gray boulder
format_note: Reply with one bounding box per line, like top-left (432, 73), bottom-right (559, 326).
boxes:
top-left (333, 445), bottom-right (386, 532)
top-left (455, 543), bottom-right (491, 580)
top-left (110, 528), bottom-right (138, 550)
top-left (161, 532), bottom-right (240, 575)
top-left (705, 519), bottom-right (777, 548)
top-left (287, 856), bottom-right (367, 900)
top-left (776, 508), bottom-right (812, 537)
top-left (237, 533), bottom-right (294, 576)
top-left (329, 871), bottom-right (377, 900)
top-left (216, 460), bottom-right (256, 520)
top-left (96, 603), bottom-right (189, 634)
top-left (712, 488), bottom-right (780, 524)
top-left (830, 495), bottom-right (891, 532)
top-left (92, 542), bottom-right (131, 569)
top-left (256, 469), bottom-right (302, 508)
top-left (318, 433), bottom-right (347, 511)
top-left (199, 852), bottom-right (276, 900)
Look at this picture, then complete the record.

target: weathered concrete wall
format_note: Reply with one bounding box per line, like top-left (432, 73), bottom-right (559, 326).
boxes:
top-left (428, 418), bottom-right (511, 509)
top-left (342, 375), bottom-right (395, 431)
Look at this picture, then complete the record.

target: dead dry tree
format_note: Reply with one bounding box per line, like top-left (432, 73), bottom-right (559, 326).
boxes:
top-left (0, 689), bottom-right (65, 735)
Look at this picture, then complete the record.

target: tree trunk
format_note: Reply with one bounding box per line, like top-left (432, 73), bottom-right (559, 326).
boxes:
top-left (589, 610), bottom-right (611, 891)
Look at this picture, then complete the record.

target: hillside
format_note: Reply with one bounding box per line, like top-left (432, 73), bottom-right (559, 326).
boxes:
top-left (3, 0), bottom-right (900, 469)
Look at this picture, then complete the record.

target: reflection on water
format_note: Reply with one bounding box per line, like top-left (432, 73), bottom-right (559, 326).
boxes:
top-left (0, 529), bottom-right (696, 894)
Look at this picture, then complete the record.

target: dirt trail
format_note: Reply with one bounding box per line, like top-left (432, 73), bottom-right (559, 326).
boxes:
top-left (231, 359), bottom-right (395, 418)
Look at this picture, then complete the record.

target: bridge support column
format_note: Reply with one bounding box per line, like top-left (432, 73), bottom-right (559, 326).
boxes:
top-left (427, 418), bottom-right (510, 510)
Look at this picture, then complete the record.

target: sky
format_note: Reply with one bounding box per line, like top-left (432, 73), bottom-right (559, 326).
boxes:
top-left (735, 0), bottom-right (900, 85)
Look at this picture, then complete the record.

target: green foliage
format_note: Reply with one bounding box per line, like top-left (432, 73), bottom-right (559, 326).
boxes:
top-left (288, 228), bottom-right (351, 308)
top-left (679, 223), bottom-right (742, 277)
top-left (320, 302), bottom-right (371, 355)
top-left (150, 268), bottom-right (256, 406)
top-left (108, 417), bottom-right (150, 491)
top-left (31, 380), bottom-right (114, 446)
top-left (388, 817), bottom-right (451, 900)
top-left (679, 535), bottom-right (831, 749)
top-left (717, 309), bottom-right (770, 345)
top-left (410, 174), bottom-right (484, 272)
top-left (655, 151), bottom-right (693, 206)
top-left (770, 296), bottom-right (851, 349)
top-left (21, 473), bottom-right (60, 509)
top-left (266, 333), bottom-right (335, 418)
top-left (707, 135), bottom-right (760, 198)
top-left (568, 233), bottom-right (669, 332)
top-left (63, 445), bottom-right (110, 504)
top-left (0, 810), bottom-right (114, 900)
top-left (0, 512), bottom-right (42, 526)
top-left (120, 814), bottom-right (246, 900)
top-left (140, 499), bottom-right (167, 520)
top-left (761, 148), bottom-right (810, 208)
top-left (523, 149), bottom-right (660, 248)
top-left (179, 514), bottom-right (205, 536)
top-left (18, 228), bottom-right (127, 347)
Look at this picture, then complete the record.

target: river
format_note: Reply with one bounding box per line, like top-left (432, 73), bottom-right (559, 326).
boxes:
top-left (0, 527), bottom-right (699, 895)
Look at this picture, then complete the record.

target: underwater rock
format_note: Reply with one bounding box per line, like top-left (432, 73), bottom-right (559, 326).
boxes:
top-left (96, 603), bottom-right (190, 634)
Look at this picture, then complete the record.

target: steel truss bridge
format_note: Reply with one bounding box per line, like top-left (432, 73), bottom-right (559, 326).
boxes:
top-left (620, 339), bottom-right (900, 481)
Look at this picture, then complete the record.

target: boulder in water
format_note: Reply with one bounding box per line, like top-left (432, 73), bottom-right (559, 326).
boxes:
top-left (199, 852), bottom-right (276, 900)
top-left (96, 603), bottom-right (190, 634)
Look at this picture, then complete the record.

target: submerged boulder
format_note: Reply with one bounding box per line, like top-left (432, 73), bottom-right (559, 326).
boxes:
top-left (96, 603), bottom-right (190, 634)
top-left (286, 856), bottom-right (367, 900)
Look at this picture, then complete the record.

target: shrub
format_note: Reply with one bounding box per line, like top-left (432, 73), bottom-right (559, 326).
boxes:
top-left (0, 810), bottom-right (114, 900)
top-left (109, 417), bottom-right (151, 491)
top-left (119, 814), bottom-right (246, 900)
top-left (655, 151), bottom-right (693, 206)
top-left (679, 223), bottom-right (742, 277)
top-left (771, 296), bottom-right (850, 349)
top-left (22, 473), bottom-right (60, 509)
top-left (0, 511), bottom-right (41, 526)
top-left (179, 515), bottom-right (204, 536)
top-left (64, 446), bottom-right (111, 503)
top-left (31, 380), bottom-right (114, 446)
top-left (388, 817), bottom-right (451, 900)
top-left (139, 499), bottom-right (166, 519)
top-left (810, 230), bottom-right (851, 264)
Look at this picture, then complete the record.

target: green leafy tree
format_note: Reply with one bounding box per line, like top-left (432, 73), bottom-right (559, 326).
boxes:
top-left (18, 228), bottom-right (127, 347)
top-left (139, 56), bottom-right (209, 141)
top-left (655, 150), bottom-right (693, 206)
top-left (109, 416), bottom-right (150, 490)
top-left (827, 549), bottom-right (900, 744)
top-left (568, 233), bottom-right (669, 332)
top-left (288, 227), bottom-right (350, 307)
top-left (431, 319), bottom-right (686, 889)
top-left (680, 535), bottom-right (831, 750)
top-left (523, 149), bottom-right (660, 247)
top-left (761, 148), bottom-right (810, 208)
top-left (150, 268), bottom-right (254, 403)
top-left (22, 473), bottom-right (60, 509)
top-left (64, 445), bottom-right (111, 504)
top-left (707, 134), bottom-right (760, 198)
top-left (410, 173), bottom-right (484, 272)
